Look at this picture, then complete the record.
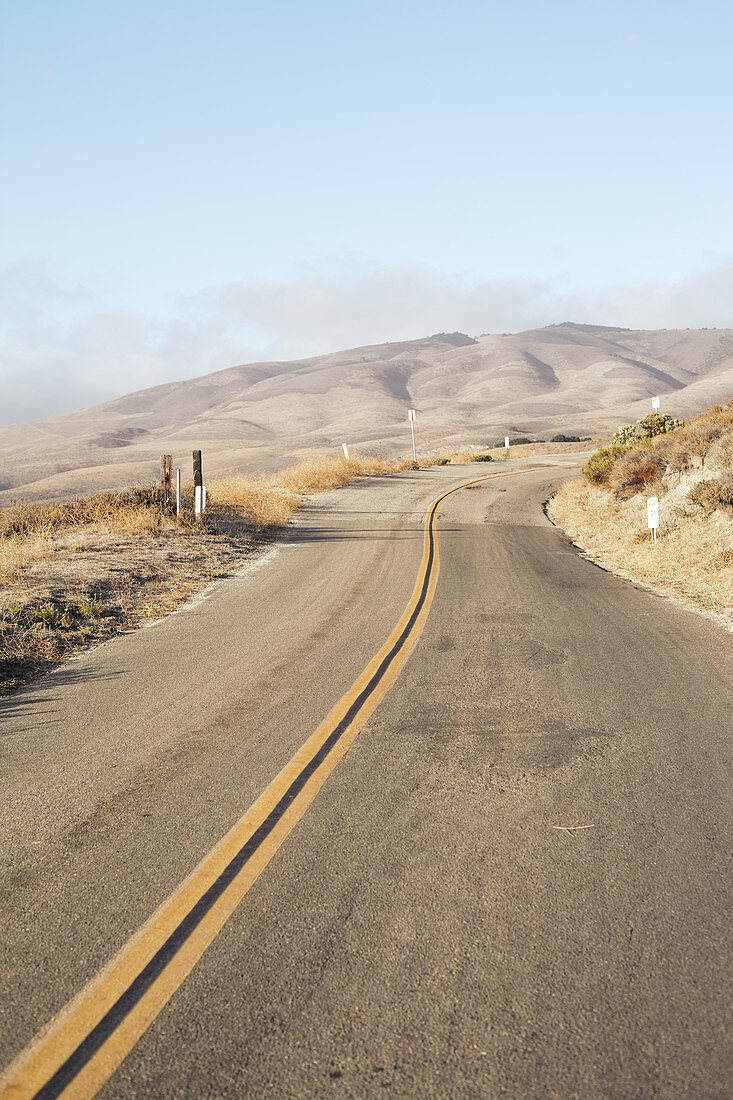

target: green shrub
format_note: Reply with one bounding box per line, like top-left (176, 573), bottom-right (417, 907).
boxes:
top-left (28, 604), bottom-right (61, 627)
top-left (581, 444), bottom-right (626, 485)
top-left (65, 599), bottom-right (105, 619)
top-left (584, 412), bottom-right (685, 488)
top-left (612, 413), bottom-right (683, 448)
top-left (27, 603), bottom-right (75, 629)
top-left (474, 454), bottom-right (493, 462)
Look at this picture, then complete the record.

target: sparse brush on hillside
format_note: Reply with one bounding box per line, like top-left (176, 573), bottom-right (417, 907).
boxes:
top-left (581, 412), bottom-right (685, 490)
top-left (549, 401), bottom-right (733, 629)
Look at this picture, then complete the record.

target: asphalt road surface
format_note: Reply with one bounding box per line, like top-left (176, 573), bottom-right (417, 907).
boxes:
top-left (1, 460), bottom-right (731, 1099)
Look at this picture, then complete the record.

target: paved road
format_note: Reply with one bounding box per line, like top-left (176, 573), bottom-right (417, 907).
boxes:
top-left (1, 460), bottom-right (731, 1099)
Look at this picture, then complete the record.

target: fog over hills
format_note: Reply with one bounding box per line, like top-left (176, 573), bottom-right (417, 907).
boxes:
top-left (2, 323), bottom-right (732, 502)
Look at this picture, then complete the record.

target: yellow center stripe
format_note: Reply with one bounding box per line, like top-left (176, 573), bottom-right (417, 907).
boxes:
top-left (0, 466), bottom-right (545, 1100)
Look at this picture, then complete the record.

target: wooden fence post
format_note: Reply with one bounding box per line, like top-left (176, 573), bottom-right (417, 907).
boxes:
top-left (193, 450), bottom-right (203, 518)
top-left (160, 454), bottom-right (172, 509)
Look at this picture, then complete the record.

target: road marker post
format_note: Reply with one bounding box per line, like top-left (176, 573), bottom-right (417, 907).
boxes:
top-left (504, 435), bottom-right (510, 452)
top-left (408, 409), bottom-right (417, 464)
top-left (176, 469), bottom-right (181, 517)
top-left (647, 495), bottom-right (659, 543)
top-left (342, 443), bottom-right (349, 459)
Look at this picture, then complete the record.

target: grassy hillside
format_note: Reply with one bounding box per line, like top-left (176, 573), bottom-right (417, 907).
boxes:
top-left (2, 323), bottom-right (732, 505)
top-left (548, 401), bottom-right (733, 629)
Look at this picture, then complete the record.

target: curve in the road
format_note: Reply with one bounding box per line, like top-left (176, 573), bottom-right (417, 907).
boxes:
top-left (0, 467), bottom-right (546, 1100)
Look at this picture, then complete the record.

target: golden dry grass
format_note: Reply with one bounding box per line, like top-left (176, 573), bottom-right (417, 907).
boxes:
top-left (448, 451), bottom-right (496, 464)
top-left (274, 454), bottom-right (394, 493)
top-left (0, 439), bottom-right (653, 693)
top-left (207, 452), bottom-right (458, 526)
top-left (0, 450), bottom-right (438, 692)
top-left (549, 403), bottom-right (733, 629)
top-left (208, 476), bottom-right (299, 528)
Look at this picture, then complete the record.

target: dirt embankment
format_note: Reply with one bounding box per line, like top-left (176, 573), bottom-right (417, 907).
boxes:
top-left (548, 402), bottom-right (733, 629)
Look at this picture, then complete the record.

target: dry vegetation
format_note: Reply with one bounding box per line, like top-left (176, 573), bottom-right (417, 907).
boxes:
top-left (548, 402), bottom-right (733, 629)
top-left (0, 451), bottom-right (457, 694)
top-left (444, 438), bottom-right (604, 464)
top-left (1, 434), bottom-right (661, 696)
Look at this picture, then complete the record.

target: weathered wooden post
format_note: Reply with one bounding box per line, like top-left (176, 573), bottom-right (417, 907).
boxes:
top-left (160, 454), bottom-right (172, 509)
top-left (193, 450), bottom-right (203, 518)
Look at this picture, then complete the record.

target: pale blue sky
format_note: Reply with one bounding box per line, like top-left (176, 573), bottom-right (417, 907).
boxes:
top-left (1, 0), bottom-right (732, 422)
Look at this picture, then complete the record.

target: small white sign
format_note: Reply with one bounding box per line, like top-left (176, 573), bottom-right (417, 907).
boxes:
top-left (342, 443), bottom-right (349, 459)
top-left (504, 436), bottom-right (510, 449)
top-left (647, 496), bottom-right (659, 530)
top-left (408, 409), bottom-right (416, 421)
top-left (652, 395), bottom-right (660, 410)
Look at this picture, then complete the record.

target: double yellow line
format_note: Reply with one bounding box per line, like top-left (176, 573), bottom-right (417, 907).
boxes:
top-left (1, 466), bottom-right (543, 1100)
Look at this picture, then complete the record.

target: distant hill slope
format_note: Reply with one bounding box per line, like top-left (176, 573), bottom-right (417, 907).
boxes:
top-left (2, 323), bottom-right (732, 503)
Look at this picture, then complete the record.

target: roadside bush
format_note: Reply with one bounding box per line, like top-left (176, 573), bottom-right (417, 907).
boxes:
top-left (583, 411), bottom-right (685, 488)
top-left (656, 406), bottom-right (733, 474)
top-left (609, 448), bottom-right (664, 498)
top-left (687, 476), bottom-right (733, 514)
top-left (581, 444), bottom-right (627, 485)
top-left (612, 413), bottom-right (683, 448)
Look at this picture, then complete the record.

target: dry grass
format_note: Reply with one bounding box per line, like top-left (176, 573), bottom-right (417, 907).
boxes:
top-left (449, 451), bottom-right (496, 464)
top-left (0, 451), bottom-right (440, 693)
top-left (549, 402), bottom-right (733, 629)
top-left (208, 453), bottom-right (458, 527)
top-left (446, 438), bottom-right (605, 464)
top-left (272, 454), bottom-right (397, 495)
top-left (0, 437), bottom-right (629, 694)
top-left (487, 438), bottom-right (605, 460)
top-left (208, 476), bottom-right (299, 528)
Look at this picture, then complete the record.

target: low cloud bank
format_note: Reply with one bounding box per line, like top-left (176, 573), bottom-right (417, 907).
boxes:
top-left (1, 258), bottom-right (732, 425)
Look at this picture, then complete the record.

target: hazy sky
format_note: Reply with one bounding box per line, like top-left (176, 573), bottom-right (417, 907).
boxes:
top-left (1, 0), bottom-right (732, 423)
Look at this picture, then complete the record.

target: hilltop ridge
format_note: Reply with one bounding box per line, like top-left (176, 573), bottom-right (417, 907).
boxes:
top-left (1, 323), bottom-right (732, 503)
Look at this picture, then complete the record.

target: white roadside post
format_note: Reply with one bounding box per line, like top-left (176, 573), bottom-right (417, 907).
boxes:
top-left (342, 443), bottom-right (349, 459)
top-left (195, 485), bottom-right (207, 517)
top-left (176, 468), bottom-right (181, 516)
top-left (408, 409), bottom-right (417, 464)
top-left (647, 495), bottom-right (659, 544)
top-left (652, 395), bottom-right (660, 411)
top-left (504, 435), bottom-right (510, 452)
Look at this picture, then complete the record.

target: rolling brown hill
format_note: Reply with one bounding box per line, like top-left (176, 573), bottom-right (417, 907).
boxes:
top-left (2, 323), bottom-right (732, 503)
